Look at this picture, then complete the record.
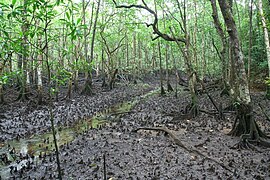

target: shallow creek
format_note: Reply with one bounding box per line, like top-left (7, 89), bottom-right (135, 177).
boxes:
top-left (0, 89), bottom-right (159, 179)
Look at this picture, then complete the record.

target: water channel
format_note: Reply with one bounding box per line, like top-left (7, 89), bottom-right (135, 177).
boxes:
top-left (0, 89), bottom-right (159, 179)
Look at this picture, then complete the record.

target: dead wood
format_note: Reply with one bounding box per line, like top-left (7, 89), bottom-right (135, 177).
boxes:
top-left (134, 126), bottom-right (233, 173)
top-left (199, 109), bottom-right (234, 115)
top-left (206, 93), bottom-right (225, 120)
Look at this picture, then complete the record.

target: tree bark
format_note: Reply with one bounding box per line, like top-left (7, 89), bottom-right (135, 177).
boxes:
top-left (218, 0), bottom-right (250, 104)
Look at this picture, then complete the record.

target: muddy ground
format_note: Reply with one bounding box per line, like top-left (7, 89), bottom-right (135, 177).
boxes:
top-left (0, 76), bottom-right (269, 179)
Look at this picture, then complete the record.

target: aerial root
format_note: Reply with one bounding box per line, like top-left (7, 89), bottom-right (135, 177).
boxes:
top-left (184, 103), bottom-right (199, 118)
top-left (231, 134), bottom-right (270, 151)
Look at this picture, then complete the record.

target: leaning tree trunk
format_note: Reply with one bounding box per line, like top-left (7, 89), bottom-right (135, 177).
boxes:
top-left (210, 0), bottom-right (230, 96)
top-left (218, 0), bottom-right (269, 146)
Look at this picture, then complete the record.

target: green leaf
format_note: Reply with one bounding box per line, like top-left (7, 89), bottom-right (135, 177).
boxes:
top-left (7, 13), bottom-right (11, 19)
top-left (3, 30), bottom-right (9, 37)
top-left (12, 0), bottom-right (17, 6)
top-left (76, 18), bottom-right (82, 25)
top-left (66, 11), bottom-right (70, 20)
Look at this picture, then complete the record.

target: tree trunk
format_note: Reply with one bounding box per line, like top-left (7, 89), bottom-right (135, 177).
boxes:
top-left (0, 64), bottom-right (4, 104)
top-left (218, 0), bottom-right (268, 145)
top-left (0, 84), bottom-right (4, 104)
top-left (17, 0), bottom-right (29, 101)
top-left (247, 0), bottom-right (253, 82)
top-left (158, 40), bottom-right (165, 95)
top-left (154, 0), bottom-right (165, 95)
top-left (258, 0), bottom-right (270, 99)
top-left (37, 32), bottom-right (43, 104)
top-left (74, 42), bottom-right (80, 91)
top-left (258, 0), bottom-right (270, 78)
top-left (210, 0), bottom-right (229, 96)
top-left (82, 0), bottom-right (101, 95)
top-left (165, 44), bottom-right (173, 92)
top-left (37, 64), bottom-right (43, 104)
top-left (126, 31), bottom-right (129, 68)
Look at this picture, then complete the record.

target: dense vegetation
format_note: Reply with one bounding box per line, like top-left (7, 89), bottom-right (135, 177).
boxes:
top-left (0, 0), bottom-right (269, 100)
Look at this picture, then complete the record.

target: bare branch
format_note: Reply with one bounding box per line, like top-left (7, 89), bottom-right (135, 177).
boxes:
top-left (113, 0), bottom-right (185, 43)
top-left (111, 35), bottom-right (125, 54)
top-left (152, 36), bottom-right (160, 41)
top-left (163, 6), bottom-right (185, 33)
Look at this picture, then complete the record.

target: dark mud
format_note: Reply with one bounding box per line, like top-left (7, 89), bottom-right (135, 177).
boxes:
top-left (0, 78), bottom-right (270, 179)
top-left (0, 83), bottom-right (153, 141)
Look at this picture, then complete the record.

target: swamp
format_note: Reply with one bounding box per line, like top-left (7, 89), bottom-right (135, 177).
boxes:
top-left (0, 0), bottom-right (270, 179)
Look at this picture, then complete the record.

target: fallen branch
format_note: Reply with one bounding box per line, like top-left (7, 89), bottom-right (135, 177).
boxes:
top-left (134, 126), bottom-right (233, 173)
top-left (109, 110), bottom-right (137, 116)
top-left (199, 109), bottom-right (234, 115)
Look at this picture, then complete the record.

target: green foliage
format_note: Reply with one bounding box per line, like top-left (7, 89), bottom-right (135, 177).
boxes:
top-left (51, 68), bottom-right (72, 86)
top-left (0, 70), bottom-right (21, 85)
top-left (0, 0), bottom-right (269, 92)
top-left (265, 78), bottom-right (270, 86)
top-left (233, 101), bottom-right (241, 108)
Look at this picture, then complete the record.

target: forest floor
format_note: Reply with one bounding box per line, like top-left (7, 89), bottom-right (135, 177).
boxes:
top-left (0, 74), bottom-right (269, 179)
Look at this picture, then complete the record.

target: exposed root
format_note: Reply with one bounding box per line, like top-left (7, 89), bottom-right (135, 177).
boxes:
top-left (199, 109), bottom-right (234, 116)
top-left (81, 73), bottom-right (94, 96)
top-left (220, 86), bottom-right (230, 97)
top-left (160, 86), bottom-right (166, 96)
top-left (134, 126), bottom-right (233, 173)
top-left (184, 103), bottom-right (199, 118)
top-left (229, 103), bottom-right (270, 149)
top-left (206, 93), bottom-right (225, 120)
top-left (231, 135), bottom-right (270, 151)
top-left (81, 82), bottom-right (94, 96)
top-left (167, 82), bottom-right (174, 92)
top-left (228, 104), bottom-right (268, 140)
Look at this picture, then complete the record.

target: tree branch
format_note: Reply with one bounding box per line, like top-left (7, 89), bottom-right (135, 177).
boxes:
top-left (113, 0), bottom-right (185, 43)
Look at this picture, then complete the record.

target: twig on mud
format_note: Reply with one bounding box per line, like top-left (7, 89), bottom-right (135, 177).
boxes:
top-left (205, 92), bottom-right (225, 120)
top-left (109, 110), bottom-right (137, 116)
top-left (199, 109), bottom-right (234, 115)
top-left (133, 126), bottom-right (233, 173)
